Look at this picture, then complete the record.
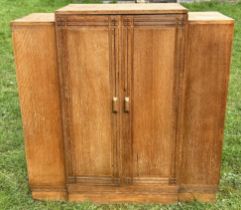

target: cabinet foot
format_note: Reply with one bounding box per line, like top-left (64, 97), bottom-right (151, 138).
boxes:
top-left (32, 190), bottom-right (67, 201)
top-left (178, 193), bottom-right (216, 202)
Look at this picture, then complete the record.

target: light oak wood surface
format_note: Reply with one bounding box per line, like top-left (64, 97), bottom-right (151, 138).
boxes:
top-left (11, 13), bottom-right (54, 25)
top-left (12, 21), bottom-right (66, 200)
top-left (188, 12), bottom-right (234, 24)
top-left (180, 20), bottom-right (234, 193)
top-left (11, 6), bottom-right (234, 203)
top-left (132, 26), bottom-right (177, 179)
top-left (56, 3), bottom-right (187, 14)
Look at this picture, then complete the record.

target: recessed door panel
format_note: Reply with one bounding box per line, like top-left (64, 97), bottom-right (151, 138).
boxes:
top-left (56, 16), bottom-right (120, 185)
top-left (67, 28), bottom-right (112, 176)
top-left (132, 27), bottom-right (176, 178)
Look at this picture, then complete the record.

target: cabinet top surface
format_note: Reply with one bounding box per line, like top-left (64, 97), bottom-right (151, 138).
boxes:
top-left (56, 3), bottom-right (188, 15)
top-left (11, 13), bottom-right (55, 26)
top-left (189, 12), bottom-right (234, 24)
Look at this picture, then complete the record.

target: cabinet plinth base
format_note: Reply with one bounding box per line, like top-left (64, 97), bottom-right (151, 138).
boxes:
top-left (31, 185), bottom-right (217, 203)
top-left (68, 193), bottom-right (178, 203)
top-left (31, 191), bottom-right (216, 203)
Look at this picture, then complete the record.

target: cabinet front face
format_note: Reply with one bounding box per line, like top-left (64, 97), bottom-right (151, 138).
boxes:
top-left (121, 15), bottom-right (185, 185)
top-left (56, 16), bottom-right (120, 185)
top-left (56, 14), bottom-right (185, 187)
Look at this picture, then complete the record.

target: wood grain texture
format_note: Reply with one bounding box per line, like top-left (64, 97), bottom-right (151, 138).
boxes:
top-left (67, 27), bottom-right (113, 176)
top-left (188, 12), bottom-right (233, 24)
top-left (132, 26), bottom-right (176, 178)
top-left (56, 3), bottom-right (187, 15)
top-left (56, 15), bottom-right (120, 185)
top-left (119, 14), bottom-right (186, 185)
top-left (11, 13), bottom-right (54, 26)
top-left (12, 24), bottom-right (66, 189)
top-left (68, 193), bottom-right (178, 204)
top-left (180, 22), bottom-right (234, 188)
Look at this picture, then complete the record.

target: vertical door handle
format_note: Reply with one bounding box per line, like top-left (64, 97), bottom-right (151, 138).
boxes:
top-left (124, 97), bottom-right (130, 113)
top-left (112, 97), bottom-right (118, 113)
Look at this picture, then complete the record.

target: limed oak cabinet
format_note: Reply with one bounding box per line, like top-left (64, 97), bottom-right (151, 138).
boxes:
top-left (11, 4), bottom-right (234, 203)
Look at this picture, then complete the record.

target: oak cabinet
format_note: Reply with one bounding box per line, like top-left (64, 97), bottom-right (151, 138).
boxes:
top-left (11, 4), bottom-right (234, 203)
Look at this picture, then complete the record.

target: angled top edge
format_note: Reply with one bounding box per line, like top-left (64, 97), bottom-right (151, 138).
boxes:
top-left (188, 12), bottom-right (234, 24)
top-left (11, 13), bottom-right (55, 26)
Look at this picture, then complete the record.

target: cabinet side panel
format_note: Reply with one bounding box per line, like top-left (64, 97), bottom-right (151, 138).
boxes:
top-left (181, 23), bottom-right (234, 188)
top-left (12, 25), bottom-right (66, 189)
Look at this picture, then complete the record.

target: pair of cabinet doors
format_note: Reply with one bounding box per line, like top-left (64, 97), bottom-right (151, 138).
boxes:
top-left (56, 14), bottom-right (186, 187)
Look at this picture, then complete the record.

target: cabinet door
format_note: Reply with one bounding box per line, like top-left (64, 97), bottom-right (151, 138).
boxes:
top-left (121, 15), bottom-right (185, 185)
top-left (56, 15), bottom-right (120, 186)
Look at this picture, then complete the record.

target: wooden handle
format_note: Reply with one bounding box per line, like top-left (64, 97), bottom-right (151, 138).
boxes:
top-left (124, 97), bottom-right (130, 112)
top-left (112, 97), bottom-right (118, 113)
